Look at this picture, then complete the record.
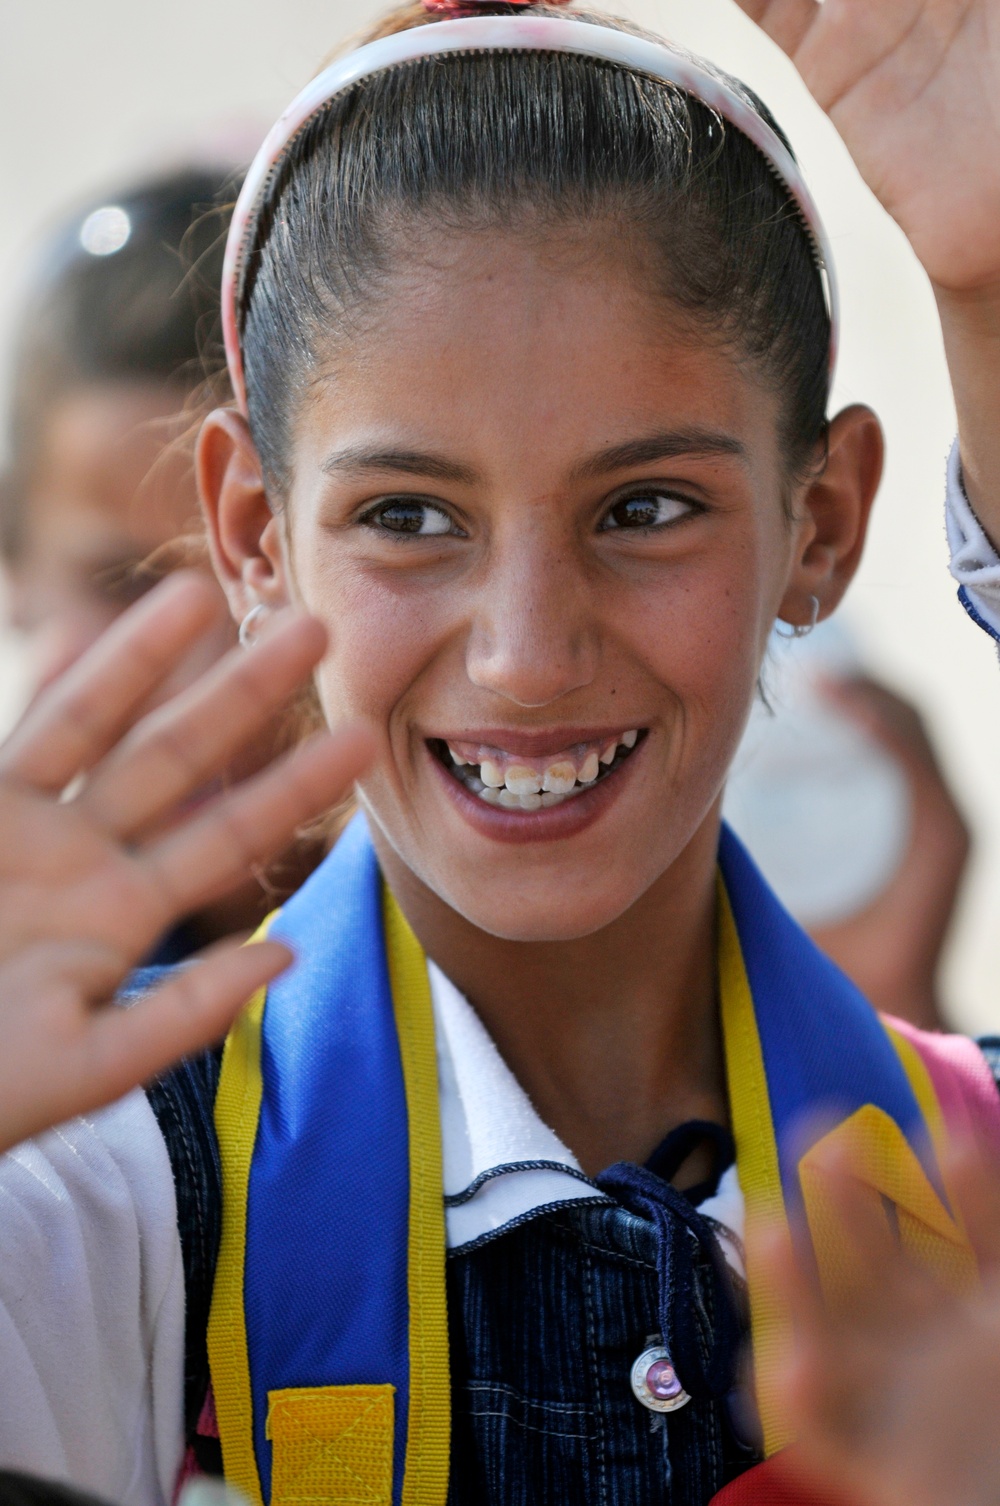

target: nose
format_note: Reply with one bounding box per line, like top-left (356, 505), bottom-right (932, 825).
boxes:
top-left (464, 526), bottom-right (599, 708)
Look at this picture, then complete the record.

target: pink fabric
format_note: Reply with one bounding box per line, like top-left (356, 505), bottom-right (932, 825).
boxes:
top-left (197, 1385), bottom-right (220, 1439)
top-left (886, 1015), bottom-right (1000, 1161)
top-left (173, 1447), bottom-right (205, 1496)
top-left (171, 1387), bottom-right (220, 1498)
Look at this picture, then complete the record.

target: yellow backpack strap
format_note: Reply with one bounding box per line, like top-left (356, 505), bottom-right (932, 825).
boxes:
top-left (208, 915), bottom-right (276, 1506)
top-left (383, 888), bottom-right (451, 1506)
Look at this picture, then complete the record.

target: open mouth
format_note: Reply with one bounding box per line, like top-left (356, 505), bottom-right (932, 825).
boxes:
top-left (429, 728), bottom-right (647, 811)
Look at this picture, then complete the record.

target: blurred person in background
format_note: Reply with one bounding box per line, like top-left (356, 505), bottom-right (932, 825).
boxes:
top-left (0, 169), bottom-right (228, 679)
top-left (725, 622), bottom-right (971, 1032)
top-left (0, 168), bottom-right (324, 953)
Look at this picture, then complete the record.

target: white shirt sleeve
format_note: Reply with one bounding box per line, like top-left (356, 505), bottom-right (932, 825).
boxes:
top-left (0, 1090), bottom-right (185, 1506)
top-left (946, 438), bottom-right (1000, 647)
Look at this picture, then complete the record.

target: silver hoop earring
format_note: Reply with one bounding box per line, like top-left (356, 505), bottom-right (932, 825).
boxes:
top-left (238, 602), bottom-right (268, 649)
top-left (776, 594), bottom-right (820, 640)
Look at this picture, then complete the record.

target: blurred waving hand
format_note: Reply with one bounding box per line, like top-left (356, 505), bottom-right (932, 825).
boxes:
top-left (0, 572), bottom-right (373, 1152)
top-left (732, 0), bottom-right (1000, 292)
top-left (754, 1131), bottom-right (1000, 1506)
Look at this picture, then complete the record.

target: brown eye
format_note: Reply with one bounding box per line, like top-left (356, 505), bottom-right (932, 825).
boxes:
top-left (365, 499), bottom-right (456, 535)
top-left (602, 493), bottom-right (692, 531)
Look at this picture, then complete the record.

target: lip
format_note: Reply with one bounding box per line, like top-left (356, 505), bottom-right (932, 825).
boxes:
top-left (426, 732), bottom-right (645, 844)
top-left (431, 726), bottom-right (639, 759)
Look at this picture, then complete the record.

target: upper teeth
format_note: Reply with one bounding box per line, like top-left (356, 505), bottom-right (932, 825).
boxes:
top-left (542, 761), bottom-right (576, 794)
top-left (446, 730), bottom-right (639, 802)
top-left (480, 759), bottom-right (506, 789)
top-left (505, 765), bottom-right (542, 796)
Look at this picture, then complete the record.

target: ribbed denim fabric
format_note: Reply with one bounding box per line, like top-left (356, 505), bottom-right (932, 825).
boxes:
top-left (446, 1200), bottom-right (757, 1505)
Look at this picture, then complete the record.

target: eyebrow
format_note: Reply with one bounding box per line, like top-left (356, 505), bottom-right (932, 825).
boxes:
top-left (572, 428), bottom-right (748, 480)
top-left (321, 445), bottom-right (479, 485)
top-left (321, 427), bottom-right (747, 487)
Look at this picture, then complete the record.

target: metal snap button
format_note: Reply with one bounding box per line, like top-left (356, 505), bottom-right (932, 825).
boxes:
top-left (630, 1344), bottom-right (691, 1413)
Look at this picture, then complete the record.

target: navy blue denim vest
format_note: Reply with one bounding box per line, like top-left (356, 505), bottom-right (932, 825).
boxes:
top-left (145, 1045), bottom-right (759, 1503)
top-left (444, 1197), bottom-right (757, 1503)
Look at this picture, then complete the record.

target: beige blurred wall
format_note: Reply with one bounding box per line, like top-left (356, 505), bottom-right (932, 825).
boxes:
top-left (2, 0), bottom-right (999, 1031)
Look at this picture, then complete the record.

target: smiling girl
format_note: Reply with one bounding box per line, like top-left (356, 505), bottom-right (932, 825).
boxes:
top-left (2, 2), bottom-right (1000, 1505)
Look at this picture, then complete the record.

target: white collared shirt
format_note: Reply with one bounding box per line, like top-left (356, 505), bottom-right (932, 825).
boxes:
top-left (430, 962), bottom-right (745, 1267)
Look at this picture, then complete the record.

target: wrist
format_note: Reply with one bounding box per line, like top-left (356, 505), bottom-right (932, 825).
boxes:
top-left (933, 279), bottom-right (1000, 341)
top-left (931, 279), bottom-right (1000, 539)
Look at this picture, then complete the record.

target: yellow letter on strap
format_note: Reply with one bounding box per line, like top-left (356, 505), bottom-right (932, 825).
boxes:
top-left (267, 1384), bottom-right (395, 1505)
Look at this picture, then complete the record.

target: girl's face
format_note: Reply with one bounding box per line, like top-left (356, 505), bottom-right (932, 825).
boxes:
top-left (203, 228), bottom-right (879, 942)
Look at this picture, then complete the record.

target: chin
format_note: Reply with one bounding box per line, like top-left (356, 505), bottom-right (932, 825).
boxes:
top-left (436, 867), bottom-right (648, 943)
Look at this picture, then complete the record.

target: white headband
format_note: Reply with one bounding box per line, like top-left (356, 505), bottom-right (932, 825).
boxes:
top-left (222, 14), bottom-right (839, 415)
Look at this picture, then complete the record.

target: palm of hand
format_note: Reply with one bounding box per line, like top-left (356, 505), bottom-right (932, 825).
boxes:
top-left (736, 0), bottom-right (1000, 291)
top-left (802, 1279), bottom-right (1000, 1506)
top-left (762, 1136), bottom-right (1000, 1506)
top-left (0, 789), bottom-right (171, 969)
top-left (0, 574), bottom-right (373, 1153)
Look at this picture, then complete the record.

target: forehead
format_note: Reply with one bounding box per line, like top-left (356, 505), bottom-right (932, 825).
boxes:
top-left (294, 226), bottom-right (782, 482)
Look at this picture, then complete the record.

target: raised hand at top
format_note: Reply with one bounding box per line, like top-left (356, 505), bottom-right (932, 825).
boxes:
top-left (732, 0), bottom-right (1000, 294)
top-left (732, 1), bottom-right (1000, 549)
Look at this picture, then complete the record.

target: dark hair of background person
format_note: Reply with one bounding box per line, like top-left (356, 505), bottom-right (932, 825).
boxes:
top-left (0, 167), bottom-right (234, 563)
top-left (236, 1), bottom-right (831, 505)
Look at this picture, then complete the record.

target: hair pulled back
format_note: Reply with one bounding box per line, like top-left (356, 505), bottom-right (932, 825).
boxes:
top-left (240, 3), bottom-right (830, 499)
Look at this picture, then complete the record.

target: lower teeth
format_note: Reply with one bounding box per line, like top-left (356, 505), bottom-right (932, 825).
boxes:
top-left (478, 784), bottom-right (577, 809)
top-left (455, 760), bottom-right (625, 808)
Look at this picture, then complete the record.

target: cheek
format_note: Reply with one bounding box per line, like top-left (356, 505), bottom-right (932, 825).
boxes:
top-left (628, 538), bottom-right (773, 725)
top-left (299, 552), bottom-right (450, 731)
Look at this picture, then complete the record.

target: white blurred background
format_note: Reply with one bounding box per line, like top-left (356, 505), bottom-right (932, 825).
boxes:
top-left (2, 0), bottom-right (997, 1032)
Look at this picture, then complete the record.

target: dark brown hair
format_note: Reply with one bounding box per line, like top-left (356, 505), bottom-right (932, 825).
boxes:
top-left (236, 4), bottom-right (830, 501)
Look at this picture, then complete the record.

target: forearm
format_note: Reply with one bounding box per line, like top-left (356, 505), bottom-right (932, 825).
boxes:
top-left (934, 281), bottom-right (1000, 550)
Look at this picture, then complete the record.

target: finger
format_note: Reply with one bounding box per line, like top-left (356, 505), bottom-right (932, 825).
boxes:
top-left (79, 611), bottom-right (329, 839)
top-left (943, 1133), bottom-right (1000, 1272)
top-left (751, 1217), bottom-right (905, 1506)
top-left (748, 1220), bottom-right (855, 1457)
top-left (821, 679), bottom-right (951, 790)
top-left (141, 721), bottom-right (376, 918)
top-left (754, 1218), bottom-right (826, 1339)
top-left (0, 573), bottom-right (223, 793)
top-left (804, 1135), bottom-right (930, 1327)
top-left (0, 934), bottom-right (287, 1151)
top-left (728, 0), bottom-right (819, 57)
top-left (77, 938), bottom-right (294, 1108)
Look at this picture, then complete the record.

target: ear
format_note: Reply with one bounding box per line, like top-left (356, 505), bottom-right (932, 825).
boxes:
top-left (777, 404), bottom-right (884, 628)
top-left (196, 409), bottom-right (293, 625)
